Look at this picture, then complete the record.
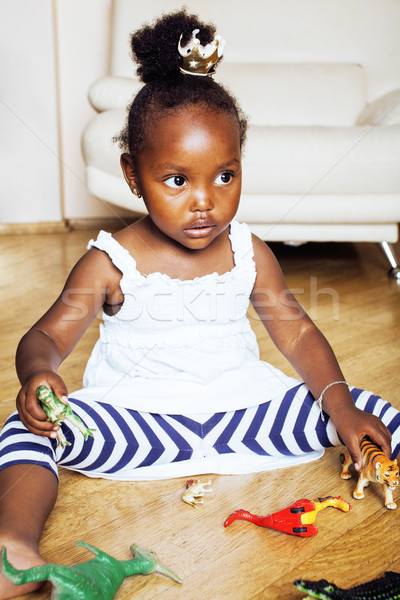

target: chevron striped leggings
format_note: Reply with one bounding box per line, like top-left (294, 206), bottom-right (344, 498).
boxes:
top-left (1, 384), bottom-right (399, 481)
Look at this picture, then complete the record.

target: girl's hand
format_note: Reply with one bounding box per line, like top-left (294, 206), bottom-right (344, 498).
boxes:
top-left (16, 372), bottom-right (68, 440)
top-left (332, 404), bottom-right (392, 470)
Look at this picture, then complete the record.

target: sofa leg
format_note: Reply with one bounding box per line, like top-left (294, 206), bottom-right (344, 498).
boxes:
top-left (379, 241), bottom-right (400, 281)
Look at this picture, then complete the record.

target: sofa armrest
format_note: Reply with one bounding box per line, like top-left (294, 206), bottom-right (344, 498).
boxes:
top-left (88, 75), bottom-right (142, 112)
top-left (357, 89), bottom-right (400, 126)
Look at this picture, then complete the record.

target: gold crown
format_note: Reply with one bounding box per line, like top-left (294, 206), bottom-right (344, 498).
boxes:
top-left (178, 29), bottom-right (225, 76)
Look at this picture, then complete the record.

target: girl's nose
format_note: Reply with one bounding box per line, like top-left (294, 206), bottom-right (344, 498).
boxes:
top-left (190, 187), bottom-right (214, 212)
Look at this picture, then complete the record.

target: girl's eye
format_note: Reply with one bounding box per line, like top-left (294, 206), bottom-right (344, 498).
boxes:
top-left (215, 172), bottom-right (232, 185)
top-left (165, 175), bottom-right (186, 189)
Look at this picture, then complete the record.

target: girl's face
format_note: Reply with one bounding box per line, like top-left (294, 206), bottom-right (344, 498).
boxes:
top-left (121, 105), bottom-right (242, 250)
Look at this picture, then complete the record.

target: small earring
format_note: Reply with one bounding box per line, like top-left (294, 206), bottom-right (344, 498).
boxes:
top-left (133, 188), bottom-right (142, 199)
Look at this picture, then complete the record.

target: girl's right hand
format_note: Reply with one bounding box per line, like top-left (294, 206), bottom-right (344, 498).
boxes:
top-left (16, 372), bottom-right (68, 439)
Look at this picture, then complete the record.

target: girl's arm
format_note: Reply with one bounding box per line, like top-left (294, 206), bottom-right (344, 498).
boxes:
top-left (250, 236), bottom-right (392, 469)
top-left (15, 247), bottom-right (118, 439)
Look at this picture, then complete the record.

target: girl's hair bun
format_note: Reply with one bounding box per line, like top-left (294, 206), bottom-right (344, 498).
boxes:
top-left (116, 8), bottom-right (248, 161)
top-left (131, 9), bottom-right (217, 84)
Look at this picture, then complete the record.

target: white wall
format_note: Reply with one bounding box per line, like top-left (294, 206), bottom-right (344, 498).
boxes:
top-left (0, 0), bottom-right (118, 226)
top-left (55, 0), bottom-right (115, 221)
top-left (0, 0), bottom-right (62, 224)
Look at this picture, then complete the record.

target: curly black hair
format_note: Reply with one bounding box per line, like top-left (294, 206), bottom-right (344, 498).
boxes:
top-left (115, 9), bottom-right (248, 164)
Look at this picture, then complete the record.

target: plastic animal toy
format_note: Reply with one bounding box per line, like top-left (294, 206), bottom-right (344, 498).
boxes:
top-left (293, 571), bottom-right (400, 599)
top-left (341, 437), bottom-right (399, 509)
top-left (36, 385), bottom-right (95, 448)
top-left (224, 496), bottom-right (350, 537)
top-left (1, 541), bottom-right (182, 599)
top-left (182, 478), bottom-right (212, 507)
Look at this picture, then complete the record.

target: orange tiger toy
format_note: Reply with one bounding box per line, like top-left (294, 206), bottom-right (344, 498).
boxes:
top-left (340, 437), bottom-right (399, 509)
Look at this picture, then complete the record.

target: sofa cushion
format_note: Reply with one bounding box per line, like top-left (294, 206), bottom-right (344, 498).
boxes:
top-left (236, 193), bottom-right (400, 225)
top-left (216, 63), bottom-right (367, 126)
top-left (243, 124), bottom-right (400, 194)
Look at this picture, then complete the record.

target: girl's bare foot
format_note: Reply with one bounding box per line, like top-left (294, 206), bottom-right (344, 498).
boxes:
top-left (0, 464), bottom-right (58, 599)
top-left (0, 539), bottom-right (46, 600)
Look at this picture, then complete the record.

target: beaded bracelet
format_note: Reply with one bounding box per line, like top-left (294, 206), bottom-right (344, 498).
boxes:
top-left (315, 380), bottom-right (350, 421)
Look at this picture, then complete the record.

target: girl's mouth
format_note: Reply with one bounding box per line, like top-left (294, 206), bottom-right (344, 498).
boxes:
top-left (184, 223), bottom-right (216, 238)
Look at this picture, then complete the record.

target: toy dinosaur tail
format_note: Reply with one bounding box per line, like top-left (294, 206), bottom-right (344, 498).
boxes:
top-left (1, 547), bottom-right (50, 585)
top-left (315, 496), bottom-right (351, 513)
top-left (224, 509), bottom-right (261, 527)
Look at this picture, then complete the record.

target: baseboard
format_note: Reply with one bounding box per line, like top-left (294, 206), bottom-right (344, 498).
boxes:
top-left (66, 216), bottom-right (138, 231)
top-left (0, 221), bottom-right (70, 235)
top-left (0, 217), bottom-right (139, 235)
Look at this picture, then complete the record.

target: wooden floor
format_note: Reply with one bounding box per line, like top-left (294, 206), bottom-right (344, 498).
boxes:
top-left (1, 229), bottom-right (400, 599)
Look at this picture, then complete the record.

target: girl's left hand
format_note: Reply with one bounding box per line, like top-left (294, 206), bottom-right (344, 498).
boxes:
top-left (332, 404), bottom-right (392, 470)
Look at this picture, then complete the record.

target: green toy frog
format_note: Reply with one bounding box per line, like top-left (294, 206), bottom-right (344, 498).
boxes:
top-left (35, 385), bottom-right (95, 449)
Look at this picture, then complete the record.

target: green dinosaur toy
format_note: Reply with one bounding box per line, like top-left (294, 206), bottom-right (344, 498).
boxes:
top-left (36, 385), bottom-right (95, 448)
top-left (294, 571), bottom-right (400, 599)
top-left (1, 541), bottom-right (182, 599)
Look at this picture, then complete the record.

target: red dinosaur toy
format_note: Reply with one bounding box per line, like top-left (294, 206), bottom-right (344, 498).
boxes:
top-left (224, 496), bottom-right (350, 537)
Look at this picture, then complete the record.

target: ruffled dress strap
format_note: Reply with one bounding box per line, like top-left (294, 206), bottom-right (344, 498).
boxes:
top-left (229, 220), bottom-right (255, 272)
top-left (87, 231), bottom-right (139, 279)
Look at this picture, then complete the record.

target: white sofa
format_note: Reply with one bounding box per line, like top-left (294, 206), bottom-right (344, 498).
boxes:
top-left (82, 0), bottom-right (400, 277)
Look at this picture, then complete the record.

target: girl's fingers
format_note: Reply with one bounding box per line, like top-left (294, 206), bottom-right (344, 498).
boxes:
top-left (21, 412), bottom-right (59, 433)
top-left (347, 444), bottom-right (362, 471)
top-left (371, 425), bottom-right (392, 458)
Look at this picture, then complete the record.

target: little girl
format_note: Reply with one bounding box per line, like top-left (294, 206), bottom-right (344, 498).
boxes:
top-left (0, 9), bottom-right (399, 599)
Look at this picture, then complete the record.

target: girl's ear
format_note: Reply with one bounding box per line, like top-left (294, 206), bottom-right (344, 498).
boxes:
top-left (120, 153), bottom-right (141, 196)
